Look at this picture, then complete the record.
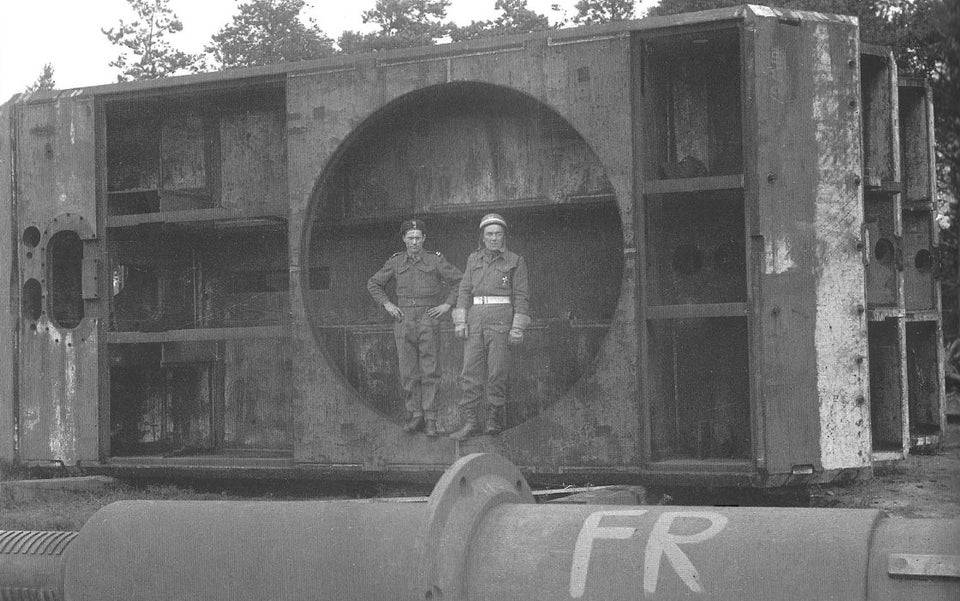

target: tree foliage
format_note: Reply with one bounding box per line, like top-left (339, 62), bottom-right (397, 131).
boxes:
top-left (338, 0), bottom-right (452, 54)
top-left (24, 63), bottom-right (56, 93)
top-left (450, 0), bottom-right (553, 42)
top-left (204, 0), bottom-right (335, 69)
top-left (102, 0), bottom-right (197, 81)
top-left (571, 0), bottom-right (637, 25)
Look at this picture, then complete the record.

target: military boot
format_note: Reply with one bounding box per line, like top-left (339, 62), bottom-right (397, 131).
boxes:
top-left (449, 406), bottom-right (480, 440)
top-left (402, 414), bottom-right (425, 433)
top-left (484, 405), bottom-right (504, 435)
top-left (424, 419), bottom-right (438, 437)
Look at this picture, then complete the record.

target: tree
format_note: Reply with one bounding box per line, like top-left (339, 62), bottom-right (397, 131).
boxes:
top-left (449, 0), bottom-right (553, 42)
top-left (204, 0), bottom-right (335, 69)
top-left (338, 0), bottom-right (452, 54)
top-left (570, 0), bottom-right (636, 25)
top-left (102, 0), bottom-right (197, 81)
top-left (24, 63), bottom-right (56, 93)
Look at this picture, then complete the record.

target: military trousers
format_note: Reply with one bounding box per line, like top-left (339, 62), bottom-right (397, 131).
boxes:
top-left (394, 306), bottom-right (441, 418)
top-left (458, 304), bottom-right (512, 410)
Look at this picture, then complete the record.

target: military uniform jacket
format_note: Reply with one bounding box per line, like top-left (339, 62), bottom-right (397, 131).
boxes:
top-left (367, 250), bottom-right (463, 308)
top-left (456, 249), bottom-right (529, 316)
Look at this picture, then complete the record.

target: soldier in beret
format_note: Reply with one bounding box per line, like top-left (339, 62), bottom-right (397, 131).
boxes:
top-left (449, 213), bottom-right (530, 440)
top-left (368, 219), bottom-right (462, 437)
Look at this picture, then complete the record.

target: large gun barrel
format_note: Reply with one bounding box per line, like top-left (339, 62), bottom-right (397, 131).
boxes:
top-left (2, 453), bottom-right (958, 601)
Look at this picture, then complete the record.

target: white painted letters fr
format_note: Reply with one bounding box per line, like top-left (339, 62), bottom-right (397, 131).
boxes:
top-left (568, 510), bottom-right (728, 598)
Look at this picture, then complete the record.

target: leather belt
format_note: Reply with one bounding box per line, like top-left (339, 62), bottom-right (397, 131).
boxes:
top-left (473, 296), bottom-right (511, 305)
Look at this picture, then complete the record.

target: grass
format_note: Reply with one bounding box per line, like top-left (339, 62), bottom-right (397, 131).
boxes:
top-left (0, 482), bottom-right (271, 531)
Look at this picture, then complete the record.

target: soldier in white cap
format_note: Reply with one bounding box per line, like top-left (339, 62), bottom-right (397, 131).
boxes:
top-left (449, 213), bottom-right (530, 439)
top-left (368, 219), bottom-right (462, 437)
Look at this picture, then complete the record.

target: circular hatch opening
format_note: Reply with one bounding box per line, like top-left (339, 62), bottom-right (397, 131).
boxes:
top-left (304, 82), bottom-right (624, 429)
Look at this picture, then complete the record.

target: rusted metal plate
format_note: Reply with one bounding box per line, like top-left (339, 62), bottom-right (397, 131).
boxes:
top-left (220, 108), bottom-right (285, 215)
top-left (888, 554), bottom-right (960, 578)
top-left (15, 95), bottom-right (99, 464)
top-left (159, 102), bottom-right (205, 195)
top-left (0, 99), bottom-right (14, 462)
top-left (289, 35), bottom-right (637, 470)
top-left (748, 12), bottom-right (869, 473)
top-left (324, 99), bottom-right (612, 220)
top-left (222, 338), bottom-right (292, 450)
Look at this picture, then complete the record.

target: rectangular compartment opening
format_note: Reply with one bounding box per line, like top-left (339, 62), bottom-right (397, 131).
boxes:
top-left (859, 52), bottom-right (897, 188)
top-left (645, 190), bottom-right (746, 307)
top-left (868, 319), bottom-right (905, 452)
top-left (108, 222), bottom-right (288, 332)
top-left (906, 321), bottom-right (942, 445)
top-left (109, 336), bottom-right (292, 457)
top-left (109, 343), bottom-right (215, 456)
top-left (863, 193), bottom-right (900, 309)
top-left (105, 84), bottom-right (285, 217)
top-left (641, 27), bottom-right (742, 180)
top-left (647, 317), bottom-right (751, 461)
top-left (898, 85), bottom-right (932, 206)
top-left (902, 209), bottom-right (936, 313)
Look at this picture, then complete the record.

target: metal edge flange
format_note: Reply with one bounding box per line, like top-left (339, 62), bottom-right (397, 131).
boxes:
top-left (418, 453), bottom-right (533, 601)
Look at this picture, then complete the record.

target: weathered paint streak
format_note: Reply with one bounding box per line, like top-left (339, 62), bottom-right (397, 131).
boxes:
top-left (0, 101), bottom-right (15, 462)
top-left (765, 237), bottom-right (797, 274)
top-left (45, 327), bottom-right (78, 463)
top-left (810, 24), bottom-right (870, 469)
top-left (15, 95), bottom-right (97, 464)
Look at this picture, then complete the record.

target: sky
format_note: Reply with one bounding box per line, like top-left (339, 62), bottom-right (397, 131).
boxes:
top-left (0, 0), bottom-right (659, 101)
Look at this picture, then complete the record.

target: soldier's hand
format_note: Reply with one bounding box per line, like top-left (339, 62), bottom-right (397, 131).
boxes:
top-left (427, 303), bottom-right (451, 318)
top-left (384, 302), bottom-right (403, 321)
top-left (455, 323), bottom-right (468, 340)
top-left (509, 328), bottom-right (524, 345)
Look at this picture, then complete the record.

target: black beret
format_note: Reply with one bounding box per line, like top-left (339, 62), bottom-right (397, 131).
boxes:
top-left (400, 219), bottom-right (426, 235)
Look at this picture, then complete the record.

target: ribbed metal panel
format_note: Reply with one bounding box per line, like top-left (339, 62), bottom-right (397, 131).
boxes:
top-left (0, 532), bottom-right (76, 556)
top-left (0, 586), bottom-right (59, 600)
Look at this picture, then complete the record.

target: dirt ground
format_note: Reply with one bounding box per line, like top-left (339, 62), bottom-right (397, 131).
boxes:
top-left (806, 419), bottom-right (960, 518)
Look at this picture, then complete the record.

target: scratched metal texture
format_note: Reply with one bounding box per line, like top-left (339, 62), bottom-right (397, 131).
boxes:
top-left (14, 94), bottom-right (98, 464)
top-left (0, 99), bottom-right (14, 462)
top-left (747, 11), bottom-right (869, 473)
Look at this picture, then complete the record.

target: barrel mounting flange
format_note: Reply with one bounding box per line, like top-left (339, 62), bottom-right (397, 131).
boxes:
top-left (419, 453), bottom-right (534, 601)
